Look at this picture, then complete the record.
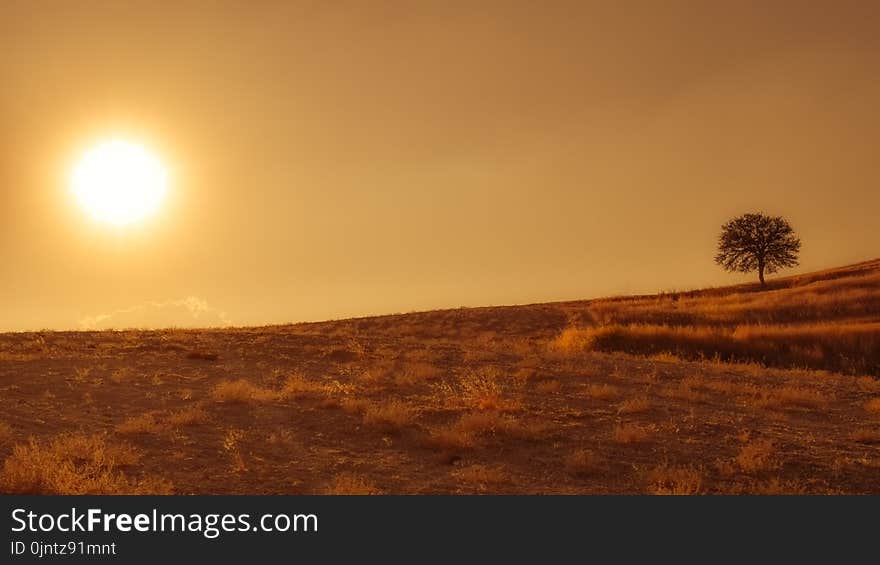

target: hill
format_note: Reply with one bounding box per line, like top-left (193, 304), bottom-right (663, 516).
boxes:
top-left (1, 259), bottom-right (879, 494)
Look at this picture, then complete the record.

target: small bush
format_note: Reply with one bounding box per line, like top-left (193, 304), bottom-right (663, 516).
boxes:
top-left (166, 405), bottom-right (208, 427)
top-left (865, 398), bottom-right (880, 413)
top-left (362, 400), bottom-right (413, 432)
top-left (754, 386), bottom-right (827, 409)
top-left (548, 327), bottom-right (593, 355)
top-left (617, 396), bottom-right (651, 414)
top-left (424, 427), bottom-right (475, 450)
top-left (536, 380), bottom-right (562, 394)
top-left (585, 384), bottom-right (619, 400)
top-left (646, 464), bottom-right (703, 495)
top-left (281, 373), bottom-right (324, 399)
top-left (612, 423), bottom-right (650, 444)
top-left (395, 363), bottom-right (443, 386)
top-left (461, 367), bottom-right (504, 410)
top-left (0, 434), bottom-right (171, 494)
top-left (0, 422), bottom-right (12, 446)
top-left (735, 439), bottom-right (776, 472)
top-left (116, 413), bottom-right (162, 435)
top-left (324, 473), bottom-right (381, 495)
top-left (452, 464), bottom-right (508, 492)
top-left (211, 379), bottom-right (279, 403)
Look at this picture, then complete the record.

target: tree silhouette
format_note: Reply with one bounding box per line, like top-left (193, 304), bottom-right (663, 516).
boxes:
top-left (715, 212), bottom-right (801, 285)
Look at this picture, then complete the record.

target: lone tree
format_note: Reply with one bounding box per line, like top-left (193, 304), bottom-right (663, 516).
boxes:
top-left (715, 212), bottom-right (801, 285)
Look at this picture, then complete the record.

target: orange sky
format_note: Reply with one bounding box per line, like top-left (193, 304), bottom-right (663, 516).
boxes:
top-left (2, 1), bottom-right (879, 330)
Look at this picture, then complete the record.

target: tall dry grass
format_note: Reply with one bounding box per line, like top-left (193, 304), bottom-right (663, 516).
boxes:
top-left (587, 271), bottom-right (880, 327)
top-left (558, 266), bottom-right (880, 375)
top-left (0, 433), bottom-right (172, 494)
top-left (580, 322), bottom-right (880, 375)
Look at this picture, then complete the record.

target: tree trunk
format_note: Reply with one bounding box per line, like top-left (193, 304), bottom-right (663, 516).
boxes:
top-left (758, 264), bottom-right (765, 285)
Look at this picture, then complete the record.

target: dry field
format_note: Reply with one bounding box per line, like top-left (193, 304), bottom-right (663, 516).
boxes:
top-left (1, 259), bottom-right (880, 494)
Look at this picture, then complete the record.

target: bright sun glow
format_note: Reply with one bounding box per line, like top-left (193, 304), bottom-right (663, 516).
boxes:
top-left (71, 139), bottom-right (167, 225)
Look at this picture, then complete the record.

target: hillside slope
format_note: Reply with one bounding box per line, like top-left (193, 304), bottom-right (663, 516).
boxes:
top-left (0, 259), bottom-right (879, 494)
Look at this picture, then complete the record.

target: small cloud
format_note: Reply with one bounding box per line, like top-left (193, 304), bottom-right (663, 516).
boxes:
top-left (79, 296), bottom-right (232, 330)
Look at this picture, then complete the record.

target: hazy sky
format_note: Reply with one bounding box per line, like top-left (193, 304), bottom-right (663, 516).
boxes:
top-left (2, 1), bottom-right (879, 330)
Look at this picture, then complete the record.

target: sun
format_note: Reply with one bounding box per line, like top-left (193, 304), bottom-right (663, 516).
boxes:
top-left (71, 139), bottom-right (168, 225)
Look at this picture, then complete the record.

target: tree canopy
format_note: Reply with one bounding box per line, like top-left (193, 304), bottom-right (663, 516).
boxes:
top-left (715, 213), bottom-right (801, 285)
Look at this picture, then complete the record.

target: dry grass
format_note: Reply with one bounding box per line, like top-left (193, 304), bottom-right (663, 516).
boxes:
top-left (0, 422), bottom-right (12, 446)
top-left (211, 379), bottom-right (279, 403)
top-left (645, 464), bottom-right (703, 495)
top-left (865, 398), bottom-right (880, 413)
top-left (589, 269), bottom-right (880, 327)
top-left (281, 372), bottom-right (325, 399)
top-left (752, 478), bottom-right (809, 495)
top-left (664, 378), bottom-right (705, 402)
top-left (617, 396), bottom-right (651, 414)
top-left (452, 464), bottom-right (508, 491)
top-left (358, 364), bottom-right (391, 386)
top-left (72, 367), bottom-right (91, 383)
top-left (394, 363), bottom-right (443, 386)
top-left (585, 383), bottom-right (619, 400)
top-left (339, 397), bottom-right (370, 414)
top-left (109, 367), bottom-right (135, 383)
top-left (548, 327), bottom-right (593, 355)
top-left (166, 405), bottom-right (208, 427)
top-left (850, 428), bottom-right (880, 444)
top-left (856, 376), bottom-right (880, 392)
top-left (222, 429), bottom-right (247, 473)
top-left (324, 473), bottom-right (381, 495)
top-left (461, 367), bottom-right (504, 410)
top-left (426, 410), bottom-right (544, 450)
top-left (650, 352), bottom-right (681, 363)
top-left (753, 386), bottom-right (828, 410)
top-left (116, 412), bottom-right (163, 435)
top-left (612, 423), bottom-right (650, 444)
top-left (514, 367), bottom-right (539, 383)
top-left (578, 322), bottom-right (880, 376)
top-left (456, 411), bottom-right (507, 436)
top-left (424, 427), bottom-right (475, 451)
top-left (735, 439), bottom-right (776, 472)
top-left (0, 433), bottom-right (172, 494)
top-left (713, 458), bottom-right (738, 477)
top-left (535, 379), bottom-right (562, 393)
top-left (564, 449), bottom-right (600, 477)
top-left (362, 400), bottom-right (414, 432)
top-left (117, 406), bottom-right (207, 434)
top-left (186, 350), bottom-right (219, 361)
top-left (2, 259), bottom-right (879, 495)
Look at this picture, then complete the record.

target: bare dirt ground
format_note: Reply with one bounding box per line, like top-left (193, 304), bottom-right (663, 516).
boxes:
top-left (2, 262), bottom-right (880, 494)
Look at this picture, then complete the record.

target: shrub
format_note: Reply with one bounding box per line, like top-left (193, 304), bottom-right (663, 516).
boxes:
top-left (0, 434), bottom-right (172, 494)
top-left (735, 439), bottom-right (776, 472)
top-left (324, 473), bottom-right (381, 495)
top-left (281, 373), bottom-right (324, 399)
top-left (452, 464), bottom-right (508, 492)
top-left (865, 398), bottom-right (880, 413)
top-left (116, 413), bottom-right (162, 434)
top-left (585, 384), bottom-right (619, 400)
top-left (612, 423), bottom-right (650, 444)
top-left (617, 396), bottom-right (651, 414)
top-left (166, 405), bottom-right (208, 427)
top-left (211, 379), bottom-right (279, 403)
top-left (362, 401), bottom-right (413, 432)
top-left (646, 464), bottom-right (703, 495)
top-left (0, 422), bottom-right (12, 446)
top-left (548, 327), bottom-right (593, 355)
